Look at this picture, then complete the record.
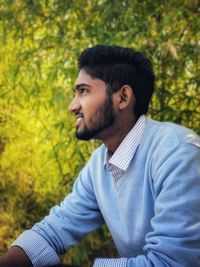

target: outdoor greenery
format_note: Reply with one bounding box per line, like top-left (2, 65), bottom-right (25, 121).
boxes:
top-left (0, 0), bottom-right (199, 266)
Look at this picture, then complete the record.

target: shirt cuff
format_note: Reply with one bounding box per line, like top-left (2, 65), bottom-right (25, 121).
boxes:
top-left (11, 230), bottom-right (60, 267)
top-left (93, 258), bottom-right (127, 267)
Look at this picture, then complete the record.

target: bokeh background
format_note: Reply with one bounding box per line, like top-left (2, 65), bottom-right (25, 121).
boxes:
top-left (0, 0), bottom-right (199, 266)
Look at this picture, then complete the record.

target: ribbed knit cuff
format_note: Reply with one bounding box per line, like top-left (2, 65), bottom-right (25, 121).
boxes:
top-left (11, 230), bottom-right (60, 267)
top-left (93, 258), bottom-right (127, 267)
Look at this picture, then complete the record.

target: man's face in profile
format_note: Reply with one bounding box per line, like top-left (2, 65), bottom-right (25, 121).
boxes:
top-left (68, 69), bottom-right (116, 141)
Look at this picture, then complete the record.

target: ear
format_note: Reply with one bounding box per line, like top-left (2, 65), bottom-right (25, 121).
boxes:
top-left (118, 85), bottom-right (135, 110)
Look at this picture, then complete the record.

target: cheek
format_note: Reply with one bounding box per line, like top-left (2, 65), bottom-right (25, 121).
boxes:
top-left (82, 97), bottom-right (106, 114)
top-left (83, 103), bottom-right (104, 126)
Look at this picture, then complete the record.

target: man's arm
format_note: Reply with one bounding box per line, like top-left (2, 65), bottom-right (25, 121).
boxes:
top-left (0, 246), bottom-right (32, 267)
top-left (2, 151), bottom-right (104, 267)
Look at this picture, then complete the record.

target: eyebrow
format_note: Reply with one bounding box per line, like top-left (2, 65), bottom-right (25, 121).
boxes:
top-left (74, 83), bottom-right (91, 91)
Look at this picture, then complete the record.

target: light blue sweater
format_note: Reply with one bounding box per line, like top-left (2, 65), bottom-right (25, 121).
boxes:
top-left (14, 119), bottom-right (200, 267)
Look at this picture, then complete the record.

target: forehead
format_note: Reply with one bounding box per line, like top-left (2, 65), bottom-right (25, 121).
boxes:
top-left (75, 69), bottom-right (106, 88)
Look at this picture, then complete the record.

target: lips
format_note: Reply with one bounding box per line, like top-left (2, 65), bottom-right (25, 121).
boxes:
top-left (75, 113), bottom-right (84, 127)
top-left (76, 118), bottom-right (84, 128)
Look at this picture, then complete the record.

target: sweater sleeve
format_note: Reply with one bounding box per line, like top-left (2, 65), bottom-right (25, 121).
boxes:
top-left (93, 133), bottom-right (200, 267)
top-left (33, 160), bottom-right (105, 253)
top-left (11, 155), bottom-right (105, 266)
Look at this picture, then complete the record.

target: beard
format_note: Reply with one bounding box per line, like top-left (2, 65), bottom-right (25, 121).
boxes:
top-left (76, 95), bottom-right (115, 141)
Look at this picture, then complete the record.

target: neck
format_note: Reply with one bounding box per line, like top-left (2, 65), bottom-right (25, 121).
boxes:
top-left (99, 116), bottom-right (136, 153)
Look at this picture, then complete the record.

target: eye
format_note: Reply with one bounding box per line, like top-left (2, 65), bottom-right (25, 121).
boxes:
top-left (73, 85), bottom-right (90, 96)
top-left (79, 87), bottom-right (89, 95)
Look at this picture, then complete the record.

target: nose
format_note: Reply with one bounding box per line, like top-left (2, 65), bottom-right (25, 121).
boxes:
top-left (68, 96), bottom-right (80, 113)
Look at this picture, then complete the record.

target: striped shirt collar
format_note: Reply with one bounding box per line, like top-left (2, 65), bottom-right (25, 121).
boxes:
top-left (104, 115), bottom-right (146, 180)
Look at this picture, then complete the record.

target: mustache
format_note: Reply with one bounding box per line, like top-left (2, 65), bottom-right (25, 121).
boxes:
top-left (74, 111), bottom-right (84, 118)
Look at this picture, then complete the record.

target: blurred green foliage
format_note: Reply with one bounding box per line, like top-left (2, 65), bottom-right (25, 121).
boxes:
top-left (0, 0), bottom-right (199, 266)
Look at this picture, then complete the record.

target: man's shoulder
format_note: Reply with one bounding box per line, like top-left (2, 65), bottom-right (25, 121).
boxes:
top-left (146, 118), bottom-right (200, 148)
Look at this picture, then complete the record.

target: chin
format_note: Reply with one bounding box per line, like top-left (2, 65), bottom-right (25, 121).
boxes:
top-left (76, 132), bottom-right (91, 141)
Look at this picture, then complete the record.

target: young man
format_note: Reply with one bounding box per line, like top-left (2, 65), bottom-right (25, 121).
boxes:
top-left (1, 45), bottom-right (200, 267)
